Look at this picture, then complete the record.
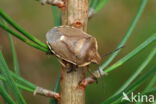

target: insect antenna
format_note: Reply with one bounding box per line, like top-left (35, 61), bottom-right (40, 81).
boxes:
top-left (101, 45), bottom-right (125, 58)
top-left (89, 45), bottom-right (125, 85)
top-left (98, 45), bottom-right (125, 76)
top-left (87, 68), bottom-right (98, 83)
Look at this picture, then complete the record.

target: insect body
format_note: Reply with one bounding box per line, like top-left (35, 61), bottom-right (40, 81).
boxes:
top-left (46, 26), bottom-right (101, 67)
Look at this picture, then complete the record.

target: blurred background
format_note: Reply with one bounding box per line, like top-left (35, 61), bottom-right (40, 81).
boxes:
top-left (0, 0), bottom-right (156, 104)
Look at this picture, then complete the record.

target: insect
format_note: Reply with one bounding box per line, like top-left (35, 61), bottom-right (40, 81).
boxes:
top-left (46, 26), bottom-right (101, 72)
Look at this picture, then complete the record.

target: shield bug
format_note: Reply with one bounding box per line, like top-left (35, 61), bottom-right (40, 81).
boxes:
top-left (46, 26), bottom-right (101, 69)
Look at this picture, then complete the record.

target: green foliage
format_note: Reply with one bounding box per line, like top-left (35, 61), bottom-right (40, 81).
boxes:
top-left (104, 34), bottom-right (156, 73)
top-left (101, 67), bottom-right (156, 104)
top-left (0, 82), bottom-right (16, 104)
top-left (100, 0), bottom-right (148, 71)
top-left (89, 0), bottom-right (109, 13)
top-left (0, 9), bottom-right (48, 49)
top-left (51, 6), bottom-right (61, 26)
top-left (115, 47), bottom-right (156, 95)
top-left (0, 51), bottom-right (26, 104)
top-left (0, 21), bottom-right (49, 53)
top-left (0, 73), bottom-right (35, 92)
top-left (0, 0), bottom-right (156, 104)
top-left (49, 6), bottom-right (61, 104)
top-left (1, 19), bottom-right (20, 75)
top-left (0, 9), bottom-right (50, 53)
top-left (49, 74), bottom-right (61, 104)
top-left (8, 32), bottom-right (20, 75)
top-left (144, 75), bottom-right (156, 92)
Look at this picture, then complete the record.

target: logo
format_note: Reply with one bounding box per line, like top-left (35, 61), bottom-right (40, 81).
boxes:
top-left (122, 92), bottom-right (155, 103)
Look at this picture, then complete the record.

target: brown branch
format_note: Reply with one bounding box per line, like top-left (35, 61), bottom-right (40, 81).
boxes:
top-left (33, 87), bottom-right (60, 100)
top-left (60, 0), bottom-right (88, 104)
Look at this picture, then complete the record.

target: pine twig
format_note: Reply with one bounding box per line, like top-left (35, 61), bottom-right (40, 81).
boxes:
top-left (38, 0), bottom-right (65, 8)
top-left (34, 87), bottom-right (60, 100)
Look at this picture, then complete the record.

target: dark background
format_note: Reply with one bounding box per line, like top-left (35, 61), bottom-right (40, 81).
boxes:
top-left (0, 0), bottom-right (156, 104)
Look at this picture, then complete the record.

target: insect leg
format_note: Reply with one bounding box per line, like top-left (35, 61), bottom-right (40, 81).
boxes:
top-left (67, 64), bottom-right (77, 73)
top-left (87, 68), bottom-right (98, 83)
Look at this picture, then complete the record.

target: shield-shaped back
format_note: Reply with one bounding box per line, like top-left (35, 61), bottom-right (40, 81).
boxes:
top-left (46, 26), bottom-right (101, 67)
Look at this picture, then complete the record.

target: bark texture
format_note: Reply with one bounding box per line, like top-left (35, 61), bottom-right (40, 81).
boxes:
top-left (60, 0), bottom-right (88, 104)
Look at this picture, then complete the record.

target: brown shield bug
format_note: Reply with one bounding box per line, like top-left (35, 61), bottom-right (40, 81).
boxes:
top-left (46, 26), bottom-right (101, 71)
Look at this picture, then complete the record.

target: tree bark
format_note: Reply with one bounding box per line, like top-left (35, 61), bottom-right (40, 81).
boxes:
top-left (60, 0), bottom-right (88, 104)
